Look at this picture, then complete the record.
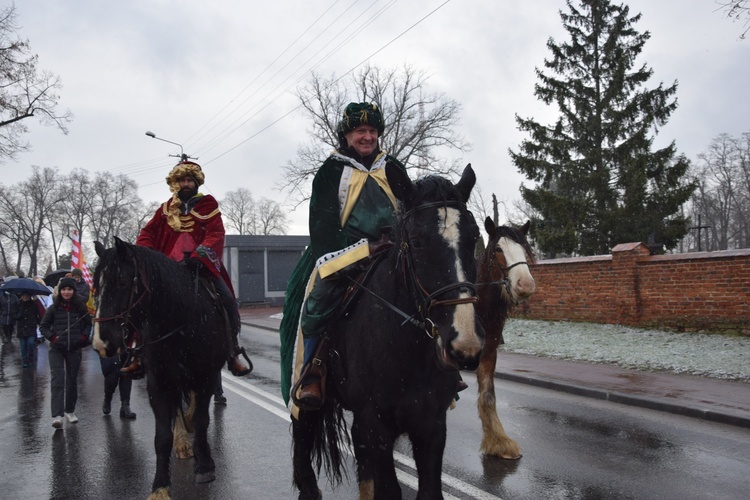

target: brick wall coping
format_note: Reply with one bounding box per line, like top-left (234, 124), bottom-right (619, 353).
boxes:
top-left (644, 248), bottom-right (750, 263)
top-left (535, 255), bottom-right (611, 266)
top-left (534, 248), bottom-right (750, 266)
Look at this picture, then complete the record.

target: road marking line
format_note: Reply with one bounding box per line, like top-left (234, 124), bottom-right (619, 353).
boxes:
top-left (221, 373), bottom-right (503, 500)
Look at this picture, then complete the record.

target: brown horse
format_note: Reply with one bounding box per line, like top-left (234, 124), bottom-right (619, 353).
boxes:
top-left (475, 217), bottom-right (536, 459)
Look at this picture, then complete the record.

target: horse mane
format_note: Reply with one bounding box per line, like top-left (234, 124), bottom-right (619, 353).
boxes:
top-left (95, 242), bottom-right (199, 320)
top-left (413, 174), bottom-right (467, 206)
top-left (392, 174), bottom-right (470, 242)
top-left (130, 245), bottom-right (199, 316)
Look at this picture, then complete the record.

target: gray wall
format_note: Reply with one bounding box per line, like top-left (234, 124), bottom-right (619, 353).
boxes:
top-left (223, 235), bottom-right (309, 306)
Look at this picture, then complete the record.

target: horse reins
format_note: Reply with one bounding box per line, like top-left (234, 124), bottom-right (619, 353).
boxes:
top-left (400, 200), bottom-right (478, 337)
top-left (93, 255), bottom-right (185, 353)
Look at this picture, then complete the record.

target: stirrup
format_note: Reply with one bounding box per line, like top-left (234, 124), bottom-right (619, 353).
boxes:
top-left (228, 347), bottom-right (253, 376)
top-left (291, 359), bottom-right (327, 411)
top-left (120, 355), bottom-right (144, 379)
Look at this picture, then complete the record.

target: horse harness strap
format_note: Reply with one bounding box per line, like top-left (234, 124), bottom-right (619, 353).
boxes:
top-left (94, 255), bottom-right (188, 353)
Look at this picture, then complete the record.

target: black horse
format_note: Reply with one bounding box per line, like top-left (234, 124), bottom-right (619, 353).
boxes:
top-left (93, 238), bottom-right (228, 500)
top-left (293, 164), bottom-right (485, 500)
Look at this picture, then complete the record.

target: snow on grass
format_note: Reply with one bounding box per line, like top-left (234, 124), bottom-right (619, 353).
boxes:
top-left (502, 319), bottom-right (750, 383)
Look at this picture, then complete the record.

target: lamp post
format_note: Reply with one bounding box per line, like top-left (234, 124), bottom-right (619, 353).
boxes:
top-left (145, 131), bottom-right (196, 162)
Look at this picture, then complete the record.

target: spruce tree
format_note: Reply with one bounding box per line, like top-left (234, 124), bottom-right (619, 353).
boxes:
top-left (510, 0), bottom-right (696, 256)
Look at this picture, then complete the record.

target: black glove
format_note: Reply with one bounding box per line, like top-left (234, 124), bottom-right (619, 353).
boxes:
top-left (182, 257), bottom-right (204, 274)
top-left (369, 227), bottom-right (394, 258)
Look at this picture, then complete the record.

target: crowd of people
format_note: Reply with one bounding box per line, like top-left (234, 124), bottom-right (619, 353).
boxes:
top-left (0, 270), bottom-right (138, 430)
top-left (4, 100), bottom-right (394, 438)
top-left (1, 146), bottom-right (259, 431)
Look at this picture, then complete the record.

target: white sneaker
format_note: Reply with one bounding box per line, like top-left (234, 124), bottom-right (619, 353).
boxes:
top-left (64, 412), bottom-right (79, 424)
top-left (52, 417), bottom-right (63, 429)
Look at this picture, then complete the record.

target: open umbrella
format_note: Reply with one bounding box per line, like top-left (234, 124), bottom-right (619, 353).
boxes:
top-left (0, 277), bottom-right (53, 296)
top-left (44, 268), bottom-right (71, 287)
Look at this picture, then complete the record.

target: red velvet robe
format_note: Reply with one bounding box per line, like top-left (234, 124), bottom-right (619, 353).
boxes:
top-left (136, 195), bottom-right (235, 294)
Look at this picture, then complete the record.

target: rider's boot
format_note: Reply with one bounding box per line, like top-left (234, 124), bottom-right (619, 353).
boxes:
top-left (296, 361), bottom-right (325, 410)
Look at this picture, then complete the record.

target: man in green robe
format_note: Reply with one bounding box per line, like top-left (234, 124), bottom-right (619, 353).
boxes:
top-left (279, 102), bottom-right (406, 412)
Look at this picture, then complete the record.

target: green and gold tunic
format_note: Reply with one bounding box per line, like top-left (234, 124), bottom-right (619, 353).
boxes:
top-left (279, 150), bottom-right (405, 406)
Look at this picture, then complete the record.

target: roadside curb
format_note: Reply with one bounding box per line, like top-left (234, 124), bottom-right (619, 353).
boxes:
top-left (242, 318), bottom-right (750, 429)
top-left (496, 372), bottom-right (750, 429)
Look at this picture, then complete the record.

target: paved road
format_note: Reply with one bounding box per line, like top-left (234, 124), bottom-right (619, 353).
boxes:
top-left (2, 323), bottom-right (750, 499)
top-left (241, 306), bottom-right (750, 428)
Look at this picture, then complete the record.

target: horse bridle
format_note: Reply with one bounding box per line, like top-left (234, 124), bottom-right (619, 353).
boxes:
top-left (93, 260), bottom-right (149, 344)
top-left (93, 256), bottom-right (184, 353)
top-left (477, 235), bottom-right (530, 303)
top-left (398, 200), bottom-right (478, 337)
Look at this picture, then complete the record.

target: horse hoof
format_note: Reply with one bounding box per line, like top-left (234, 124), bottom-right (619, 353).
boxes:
top-left (147, 487), bottom-right (171, 500)
top-left (195, 471), bottom-right (216, 483)
top-left (298, 488), bottom-right (323, 500)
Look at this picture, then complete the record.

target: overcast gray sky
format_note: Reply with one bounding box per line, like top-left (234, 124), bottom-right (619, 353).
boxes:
top-left (8, 0), bottom-right (749, 235)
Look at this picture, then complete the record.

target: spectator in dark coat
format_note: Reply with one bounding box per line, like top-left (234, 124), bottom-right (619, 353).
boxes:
top-left (1, 289), bottom-right (20, 344)
top-left (71, 268), bottom-right (90, 303)
top-left (40, 277), bottom-right (92, 430)
top-left (16, 292), bottom-right (42, 367)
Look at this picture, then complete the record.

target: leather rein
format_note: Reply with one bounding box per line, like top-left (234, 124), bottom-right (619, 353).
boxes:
top-left (353, 200), bottom-right (478, 338)
top-left (93, 256), bottom-right (184, 353)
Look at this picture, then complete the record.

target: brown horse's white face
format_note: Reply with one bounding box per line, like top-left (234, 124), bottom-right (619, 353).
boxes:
top-left (496, 235), bottom-right (536, 304)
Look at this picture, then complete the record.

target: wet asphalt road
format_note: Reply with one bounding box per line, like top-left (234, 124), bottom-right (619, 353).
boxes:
top-left (1, 324), bottom-right (749, 500)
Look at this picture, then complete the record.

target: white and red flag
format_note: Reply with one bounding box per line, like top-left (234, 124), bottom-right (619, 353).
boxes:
top-left (71, 229), bottom-right (94, 287)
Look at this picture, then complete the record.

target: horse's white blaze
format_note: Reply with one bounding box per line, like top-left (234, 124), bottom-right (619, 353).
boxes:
top-left (92, 282), bottom-right (108, 356)
top-left (498, 236), bottom-right (536, 302)
top-left (437, 208), bottom-right (482, 354)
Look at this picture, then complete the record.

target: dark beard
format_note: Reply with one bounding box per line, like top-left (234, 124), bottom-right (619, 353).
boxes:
top-left (178, 188), bottom-right (197, 202)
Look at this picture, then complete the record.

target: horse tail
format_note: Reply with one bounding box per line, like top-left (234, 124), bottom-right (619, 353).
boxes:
top-left (294, 396), bottom-right (349, 488)
top-left (320, 397), bottom-right (349, 484)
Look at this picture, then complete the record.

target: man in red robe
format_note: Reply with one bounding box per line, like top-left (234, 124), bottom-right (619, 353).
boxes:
top-left (126, 159), bottom-right (252, 377)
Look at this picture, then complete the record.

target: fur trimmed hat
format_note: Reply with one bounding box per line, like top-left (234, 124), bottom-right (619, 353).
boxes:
top-left (166, 161), bottom-right (205, 193)
top-left (165, 160), bottom-right (205, 232)
top-left (337, 102), bottom-right (385, 147)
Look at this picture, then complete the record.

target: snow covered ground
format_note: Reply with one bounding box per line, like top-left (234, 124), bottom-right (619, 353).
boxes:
top-left (502, 319), bottom-right (750, 383)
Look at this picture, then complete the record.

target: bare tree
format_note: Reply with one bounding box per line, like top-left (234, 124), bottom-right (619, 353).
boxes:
top-left (117, 200), bottom-right (159, 244)
top-left (685, 132), bottom-right (750, 250)
top-left (279, 64), bottom-right (471, 203)
top-left (256, 198), bottom-right (288, 235)
top-left (0, 166), bottom-right (62, 275)
top-left (88, 172), bottom-right (143, 248)
top-left (221, 188), bottom-right (256, 235)
top-left (718, 0), bottom-right (750, 38)
top-left (0, 5), bottom-right (73, 162)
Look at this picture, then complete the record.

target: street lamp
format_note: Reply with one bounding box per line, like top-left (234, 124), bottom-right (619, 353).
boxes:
top-left (145, 131), bottom-right (195, 162)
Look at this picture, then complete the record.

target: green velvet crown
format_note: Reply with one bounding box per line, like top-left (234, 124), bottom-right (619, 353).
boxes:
top-left (337, 102), bottom-right (385, 136)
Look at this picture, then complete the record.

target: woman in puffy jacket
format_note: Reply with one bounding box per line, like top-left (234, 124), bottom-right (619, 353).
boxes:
top-left (40, 277), bottom-right (92, 430)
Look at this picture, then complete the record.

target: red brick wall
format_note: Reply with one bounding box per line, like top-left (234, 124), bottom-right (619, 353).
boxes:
top-left (517, 242), bottom-right (750, 334)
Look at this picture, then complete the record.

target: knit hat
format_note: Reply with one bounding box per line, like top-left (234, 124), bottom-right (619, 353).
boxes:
top-left (58, 277), bottom-right (76, 291)
top-left (165, 160), bottom-right (205, 231)
top-left (337, 102), bottom-right (385, 147)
